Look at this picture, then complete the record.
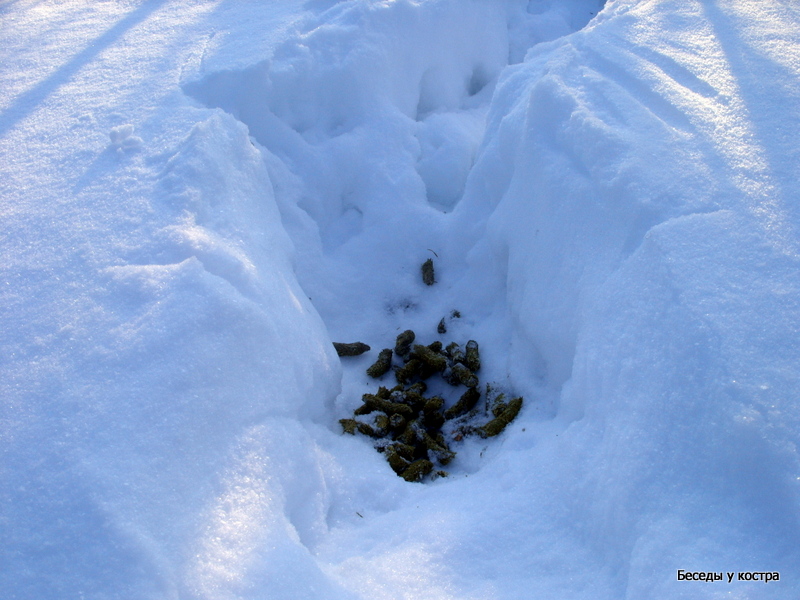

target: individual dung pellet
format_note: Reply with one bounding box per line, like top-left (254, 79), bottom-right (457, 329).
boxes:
top-left (422, 396), bottom-right (446, 430)
top-left (421, 258), bottom-right (435, 285)
top-left (407, 381), bottom-right (427, 395)
top-left (366, 348), bottom-right (393, 378)
top-left (399, 420), bottom-right (421, 446)
top-left (491, 394), bottom-right (508, 417)
top-left (333, 341), bottom-right (371, 356)
top-left (445, 342), bottom-right (465, 364)
top-left (386, 447), bottom-right (411, 475)
top-left (357, 422), bottom-right (380, 437)
top-left (388, 442), bottom-right (416, 461)
top-left (423, 396), bottom-right (444, 415)
top-left (478, 397), bottom-right (523, 438)
top-left (338, 418), bottom-right (379, 438)
top-left (444, 387), bottom-right (481, 420)
top-left (465, 340), bottom-right (480, 371)
top-left (394, 329), bottom-right (416, 358)
top-left (395, 358), bottom-right (422, 384)
top-left (389, 413), bottom-right (406, 430)
top-left (444, 362), bottom-right (478, 388)
top-left (356, 393), bottom-right (414, 417)
top-left (402, 459), bottom-right (434, 482)
top-left (401, 388), bottom-right (426, 412)
top-left (374, 413), bottom-right (390, 435)
top-left (422, 432), bottom-right (455, 465)
top-left (339, 418), bottom-right (358, 435)
top-left (427, 340), bottom-right (443, 353)
top-left (411, 344), bottom-right (447, 373)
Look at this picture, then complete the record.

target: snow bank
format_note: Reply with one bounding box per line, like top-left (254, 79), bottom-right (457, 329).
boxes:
top-left (1, 3), bottom-right (344, 598)
top-left (449, 0), bottom-right (800, 596)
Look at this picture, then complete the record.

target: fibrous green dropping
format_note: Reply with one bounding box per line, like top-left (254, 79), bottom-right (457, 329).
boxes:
top-left (421, 258), bottom-right (435, 285)
top-left (333, 341), bottom-right (371, 356)
top-left (366, 348), bottom-right (393, 378)
top-left (339, 323), bottom-right (523, 482)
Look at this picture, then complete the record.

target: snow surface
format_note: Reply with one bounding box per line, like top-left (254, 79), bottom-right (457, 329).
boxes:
top-left (2, 0), bottom-right (799, 598)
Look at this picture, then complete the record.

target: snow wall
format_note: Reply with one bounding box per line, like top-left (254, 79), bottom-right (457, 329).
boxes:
top-left (2, 0), bottom-right (799, 599)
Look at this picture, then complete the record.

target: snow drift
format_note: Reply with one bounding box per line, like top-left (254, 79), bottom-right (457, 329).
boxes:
top-left (2, 0), bottom-right (799, 599)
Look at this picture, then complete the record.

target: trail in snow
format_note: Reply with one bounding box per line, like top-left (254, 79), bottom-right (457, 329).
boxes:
top-left (184, 0), bottom-right (603, 421)
top-left (2, 1), bottom-right (800, 599)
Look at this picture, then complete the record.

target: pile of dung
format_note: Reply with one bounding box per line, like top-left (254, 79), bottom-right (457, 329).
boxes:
top-left (338, 328), bottom-right (523, 482)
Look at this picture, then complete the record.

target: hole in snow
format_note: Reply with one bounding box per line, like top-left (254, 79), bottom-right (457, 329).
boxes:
top-left (415, 67), bottom-right (449, 121)
top-left (467, 65), bottom-right (490, 97)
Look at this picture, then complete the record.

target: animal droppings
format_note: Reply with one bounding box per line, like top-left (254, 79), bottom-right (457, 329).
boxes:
top-left (445, 341), bottom-right (465, 364)
top-left (339, 328), bottom-right (523, 482)
top-left (465, 340), bottom-right (480, 372)
top-left (366, 348), bottom-right (393, 378)
top-left (339, 418), bottom-right (380, 437)
top-left (395, 357), bottom-right (423, 385)
top-left (422, 258), bottom-right (435, 285)
top-left (444, 362), bottom-right (479, 388)
top-left (438, 309), bottom-right (461, 334)
top-left (386, 447), bottom-right (411, 474)
top-left (478, 397), bottom-right (523, 438)
top-left (411, 344), bottom-right (447, 373)
top-left (355, 393), bottom-right (414, 417)
top-left (444, 387), bottom-right (480, 420)
top-left (402, 459), bottom-right (434, 482)
top-left (333, 342), bottom-right (371, 356)
top-left (395, 329), bottom-right (416, 358)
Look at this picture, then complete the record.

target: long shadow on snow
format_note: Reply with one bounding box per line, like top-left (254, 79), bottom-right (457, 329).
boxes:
top-left (0, 1), bottom-right (168, 140)
top-left (701, 0), bottom-right (800, 250)
top-left (700, 0), bottom-right (800, 558)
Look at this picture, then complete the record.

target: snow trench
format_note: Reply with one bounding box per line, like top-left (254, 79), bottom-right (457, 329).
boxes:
top-left (180, 1), bottom-right (800, 598)
top-left (184, 0), bottom-right (605, 411)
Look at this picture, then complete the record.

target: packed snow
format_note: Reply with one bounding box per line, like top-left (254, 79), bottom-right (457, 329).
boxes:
top-left (2, 0), bottom-right (799, 598)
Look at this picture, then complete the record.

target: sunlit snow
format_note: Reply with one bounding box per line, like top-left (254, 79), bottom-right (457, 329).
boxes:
top-left (2, 1), bottom-right (799, 599)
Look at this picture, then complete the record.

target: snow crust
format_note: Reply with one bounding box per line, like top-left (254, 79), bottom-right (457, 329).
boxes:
top-left (2, 0), bottom-right (799, 598)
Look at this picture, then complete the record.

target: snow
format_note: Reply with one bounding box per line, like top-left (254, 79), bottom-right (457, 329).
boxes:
top-left (2, 0), bottom-right (799, 599)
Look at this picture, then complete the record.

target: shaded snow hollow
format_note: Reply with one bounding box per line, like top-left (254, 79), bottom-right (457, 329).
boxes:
top-left (2, 1), bottom-right (800, 599)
